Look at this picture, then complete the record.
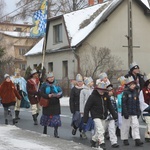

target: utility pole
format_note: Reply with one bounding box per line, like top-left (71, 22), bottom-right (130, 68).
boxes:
top-left (128, 0), bottom-right (133, 67)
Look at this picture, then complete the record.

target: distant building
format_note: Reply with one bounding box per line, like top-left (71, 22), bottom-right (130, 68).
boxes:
top-left (0, 21), bottom-right (40, 75)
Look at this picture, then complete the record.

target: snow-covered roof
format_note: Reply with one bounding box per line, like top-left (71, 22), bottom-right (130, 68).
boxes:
top-left (0, 31), bottom-right (30, 37)
top-left (26, 0), bottom-right (150, 55)
top-left (141, 0), bottom-right (150, 9)
top-left (63, 0), bottom-right (117, 47)
top-left (25, 38), bottom-right (44, 56)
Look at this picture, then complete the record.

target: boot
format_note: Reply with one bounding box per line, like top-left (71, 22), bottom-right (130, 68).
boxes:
top-left (32, 114), bottom-right (38, 125)
top-left (13, 118), bottom-right (17, 125)
top-left (123, 139), bottom-right (129, 146)
top-left (43, 126), bottom-right (47, 134)
top-left (15, 110), bottom-right (20, 120)
top-left (54, 127), bottom-right (59, 138)
top-left (135, 139), bottom-right (143, 146)
top-left (5, 119), bottom-right (8, 125)
top-left (99, 143), bottom-right (106, 150)
top-left (90, 140), bottom-right (97, 148)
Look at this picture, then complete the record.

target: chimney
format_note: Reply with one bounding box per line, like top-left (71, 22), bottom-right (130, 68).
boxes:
top-left (88, 0), bottom-right (94, 6)
top-left (98, 0), bottom-right (103, 3)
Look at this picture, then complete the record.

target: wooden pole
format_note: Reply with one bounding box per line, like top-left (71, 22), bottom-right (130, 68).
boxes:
top-left (128, 0), bottom-right (133, 67)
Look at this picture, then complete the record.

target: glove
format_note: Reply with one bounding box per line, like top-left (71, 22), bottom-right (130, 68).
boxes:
top-left (124, 115), bottom-right (129, 119)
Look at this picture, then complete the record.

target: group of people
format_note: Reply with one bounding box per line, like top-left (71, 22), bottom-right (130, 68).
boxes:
top-left (0, 62), bottom-right (150, 150)
top-left (0, 69), bottom-right (63, 138)
top-left (69, 62), bottom-right (150, 150)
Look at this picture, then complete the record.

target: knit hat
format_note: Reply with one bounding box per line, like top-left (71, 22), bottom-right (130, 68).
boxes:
top-left (125, 76), bottom-right (136, 85)
top-left (129, 62), bottom-right (139, 72)
top-left (107, 84), bottom-right (113, 91)
top-left (76, 74), bottom-right (83, 82)
top-left (47, 72), bottom-right (54, 78)
top-left (95, 82), bottom-right (107, 90)
top-left (99, 72), bottom-right (107, 80)
top-left (84, 77), bottom-right (93, 85)
top-left (4, 74), bottom-right (10, 79)
top-left (30, 69), bottom-right (37, 75)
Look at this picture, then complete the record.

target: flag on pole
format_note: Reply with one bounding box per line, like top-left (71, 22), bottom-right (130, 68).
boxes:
top-left (30, 0), bottom-right (48, 37)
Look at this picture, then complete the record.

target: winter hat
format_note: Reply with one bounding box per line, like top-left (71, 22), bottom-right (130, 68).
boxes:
top-left (30, 69), bottom-right (37, 75)
top-left (95, 82), bottom-right (107, 90)
top-left (125, 76), bottom-right (136, 85)
top-left (99, 72), bottom-right (107, 80)
top-left (76, 74), bottom-right (83, 82)
top-left (129, 62), bottom-right (139, 72)
top-left (107, 84), bottom-right (113, 91)
top-left (84, 77), bottom-right (93, 85)
top-left (47, 72), bottom-right (54, 78)
top-left (118, 76), bottom-right (126, 85)
top-left (4, 74), bottom-right (10, 79)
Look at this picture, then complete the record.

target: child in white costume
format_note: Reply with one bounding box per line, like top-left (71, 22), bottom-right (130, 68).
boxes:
top-left (80, 77), bottom-right (94, 139)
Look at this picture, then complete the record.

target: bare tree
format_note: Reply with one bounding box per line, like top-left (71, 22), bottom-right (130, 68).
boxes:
top-left (4, 0), bottom-right (89, 22)
top-left (80, 44), bottom-right (124, 81)
top-left (0, 0), bottom-right (5, 20)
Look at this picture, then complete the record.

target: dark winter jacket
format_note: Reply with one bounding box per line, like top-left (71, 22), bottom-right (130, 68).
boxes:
top-left (69, 86), bottom-right (83, 114)
top-left (40, 82), bottom-right (62, 116)
top-left (83, 90), bottom-right (118, 124)
top-left (125, 72), bottom-right (145, 91)
top-left (122, 87), bottom-right (141, 118)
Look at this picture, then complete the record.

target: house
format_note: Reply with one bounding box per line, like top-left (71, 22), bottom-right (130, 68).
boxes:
top-left (25, 0), bottom-right (150, 81)
top-left (0, 22), bottom-right (40, 75)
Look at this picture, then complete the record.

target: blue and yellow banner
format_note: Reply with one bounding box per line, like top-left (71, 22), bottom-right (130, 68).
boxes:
top-left (30, 0), bottom-right (48, 37)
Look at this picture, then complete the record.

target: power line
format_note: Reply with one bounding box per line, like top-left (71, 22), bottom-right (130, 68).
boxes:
top-left (0, 1), bottom-right (39, 21)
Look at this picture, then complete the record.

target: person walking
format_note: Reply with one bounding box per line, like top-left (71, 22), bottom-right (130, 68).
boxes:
top-left (69, 74), bottom-right (84, 136)
top-left (79, 76), bottom-right (94, 139)
top-left (11, 68), bottom-right (30, 121)
top-left (125, 62), bottom-right (145, 91)
top-left (40, 72), bottom-right (62, 138)
top-left (83, 82), bottom-right (118, 150)
top-left (139, 74), bottom-right (150, 142)
top-left (0, 74), bottom-right (21, 125)
top-left (105, 84), bottom-right (119, 148)
top-left (27, 69), bottom-right (40, 125)
top-left (121, 76), bottom-right (143, 146)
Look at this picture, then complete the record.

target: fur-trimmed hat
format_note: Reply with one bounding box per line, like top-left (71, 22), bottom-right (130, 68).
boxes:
top-left (130, 62), bottom-right (139, 71)
top-left (125, 76), bottom-right (136, 85)
top-left (99, 72), bottom-right (108, 80)
top-left (76, 74), bottom-right (83, 82)
top-left (95, 82), bottom-right (107, 90)
top-left (4, 74), bottom-right (10, 79)
top-left (107, 84), bottom-right (113, 91)
top-left (30, 69), bottom-right (37, 75)
top-left (84, 77), bottom-right (93, 85)
top-left (47, 72), bottom-right (54, 78)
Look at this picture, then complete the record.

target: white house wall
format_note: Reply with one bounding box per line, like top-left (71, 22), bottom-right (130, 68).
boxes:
top-left (46, 18), bottom-right (69, 51)
top-left (78, 0), bottom-right (150, 74)
top-left (26, 51), bottom-right (77, 80)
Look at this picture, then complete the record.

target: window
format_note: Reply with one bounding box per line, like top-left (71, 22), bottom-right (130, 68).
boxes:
top-left (53, 24), bottom-right (62, 44)
top-left (48, 62), bottom-right (53, 72)
top-left (19, 64), bottom-right (25, 70)
top-left (15, 27), bottom-right (22, 32)
top-left (19, 48), bottom-right (27, 55)
top-left (62, 61), bottom-right (68, 78)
